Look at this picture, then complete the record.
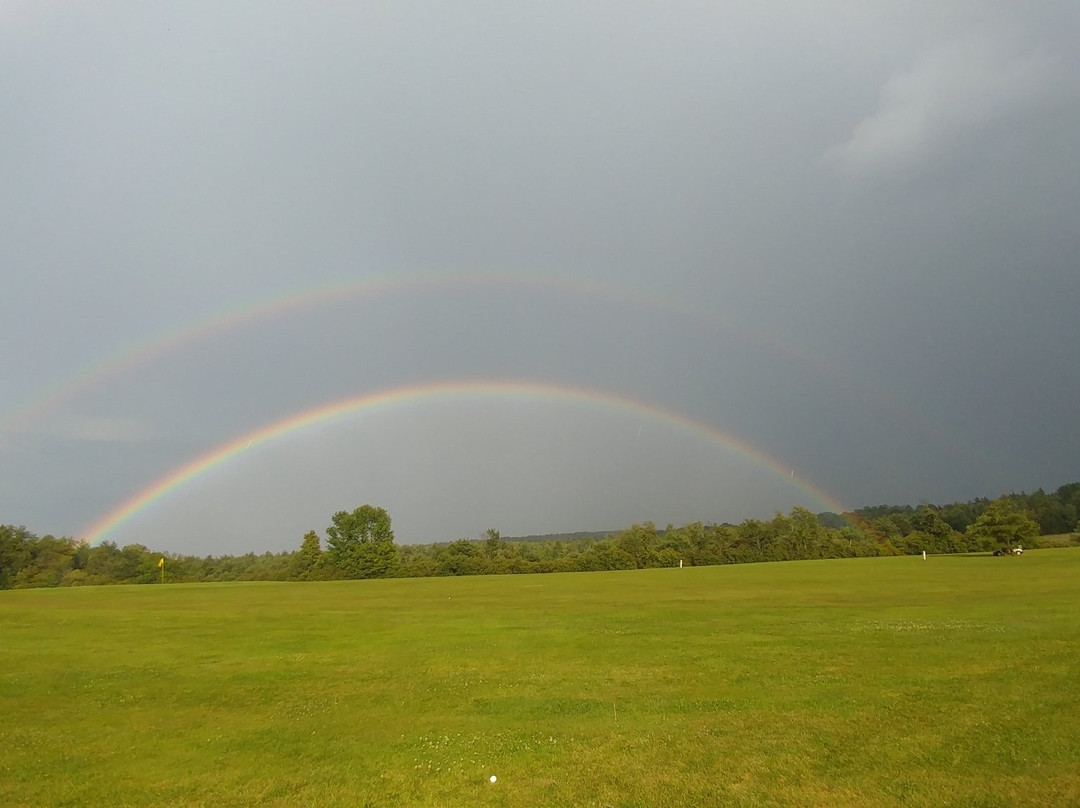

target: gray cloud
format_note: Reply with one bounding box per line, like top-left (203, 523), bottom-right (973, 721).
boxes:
top-left (2, 2), bottom-right (1078, 552)
top-left (48, 415), bottom-right (157, 444)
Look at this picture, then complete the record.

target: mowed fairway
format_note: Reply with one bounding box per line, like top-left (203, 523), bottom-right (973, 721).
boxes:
top-left (3, 552), bottom-right (1079, 807)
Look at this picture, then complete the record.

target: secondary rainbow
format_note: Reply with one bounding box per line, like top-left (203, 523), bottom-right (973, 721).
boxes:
top-left (2, 270), bottom-right (857, 437)
top-left (80, 380), bottom-right (852, 545)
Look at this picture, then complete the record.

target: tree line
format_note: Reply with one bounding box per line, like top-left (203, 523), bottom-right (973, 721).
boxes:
top-left (848, 482), bottom-right (1080, 538)
top-left (2, 484), bottom-right (1078, 589)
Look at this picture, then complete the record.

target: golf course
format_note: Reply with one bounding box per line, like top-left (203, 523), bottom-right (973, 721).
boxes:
top-left (3, 550), bottom-right (1078, 807)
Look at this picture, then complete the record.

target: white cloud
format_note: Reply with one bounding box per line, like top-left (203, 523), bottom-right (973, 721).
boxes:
top-left (824, 34), bottom-right (1061, 178)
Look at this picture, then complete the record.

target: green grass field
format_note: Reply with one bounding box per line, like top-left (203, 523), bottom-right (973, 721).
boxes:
top-left (3, 551), bottom-right (1078, 807)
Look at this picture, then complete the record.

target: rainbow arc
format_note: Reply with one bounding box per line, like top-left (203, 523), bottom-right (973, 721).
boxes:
top-left (81, 379), bottom-right (852, 544)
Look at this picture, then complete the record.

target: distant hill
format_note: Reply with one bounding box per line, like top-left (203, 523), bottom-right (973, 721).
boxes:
top-left (510, 482), bottom-right (1080, 542)
top-left (503, 530), bottom-right (615, 543)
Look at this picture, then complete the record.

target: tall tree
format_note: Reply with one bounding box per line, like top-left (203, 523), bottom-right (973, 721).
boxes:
top-left (913, 507), bottom-right (965, 553)
top-left (326, 505), bottom-right (397, 579)
top-left (291, 530), bottom-right (325, 580)
top-left (788, 506), bottom-right (827, 559)
top-left (965, 498), bottom-right (1039, 551)
top-left (484, 528), bottom-right (502, 559)
top-left (0, 525), bottom-right (34, 589)
top-left (615, 522), bottom-right (658, 568)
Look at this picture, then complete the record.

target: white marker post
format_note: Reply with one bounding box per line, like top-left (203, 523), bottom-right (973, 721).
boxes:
top-left (922, 550), bottom-right (927, 561)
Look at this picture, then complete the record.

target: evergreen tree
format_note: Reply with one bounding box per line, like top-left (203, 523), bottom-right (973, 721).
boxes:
top-left (291, 530), bottom-right (325, 580)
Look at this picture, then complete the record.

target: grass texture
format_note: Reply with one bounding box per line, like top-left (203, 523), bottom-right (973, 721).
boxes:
top-left (2, 550), bottom-right (1078, 806)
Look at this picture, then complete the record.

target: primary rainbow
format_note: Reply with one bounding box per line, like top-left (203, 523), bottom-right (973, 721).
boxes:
top-left (80, 379), bottom-right (852, 545)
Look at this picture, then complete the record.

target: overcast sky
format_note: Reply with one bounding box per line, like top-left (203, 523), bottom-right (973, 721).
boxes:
top-left (3, 1), bottom-right (1078, 555)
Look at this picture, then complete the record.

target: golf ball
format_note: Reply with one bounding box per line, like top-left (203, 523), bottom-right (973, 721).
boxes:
top-left (490, 775), bottom-right (497, 783)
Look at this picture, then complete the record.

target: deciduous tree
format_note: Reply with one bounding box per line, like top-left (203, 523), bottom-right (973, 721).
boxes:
top-left (0, 525), bottom-right (34, 589)
top-left (326, 505), bottom-right (397, 579)
top-left (965, 498), bottom-right (1039, 551)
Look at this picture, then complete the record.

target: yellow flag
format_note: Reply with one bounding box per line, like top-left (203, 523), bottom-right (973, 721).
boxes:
top-left (158, 557), bottom-right (165, 568)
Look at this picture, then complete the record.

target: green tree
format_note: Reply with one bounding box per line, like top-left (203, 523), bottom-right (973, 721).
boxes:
top-left (577, 540), bottom-right (636, 571)
top-left (118, 544), bottom-right (159, 583)
top-left (615, 522), bottom-right (658, 568)
top-left (441, 539), bottom-right (486, 576)
top-left (657, 523), bottom-right (693, 562)
top-left (690, 524), bottom-right (736, 566)
top-left (14, 535), bottom-right (79, 588)
top-left (484, 528), bottom-right (502, 559)
top-left (397, 545), bottom-right (442, 577)
top-left (913, 507), bottom-right (965, 553)
top-left (291, 530), bottom-right (325, 580)
top-left (84, 541), bottom-right (126, 584)
top-left (326, 505), bottom-right (397, 579)
top-left (0, 525), bottom-right (34, 589)
top-left (732, 518), bottom-right (772, 562)
top-left (901, 529), bottom-right (933, 555)
top-left (788, 507), bottom-right (827, 559)
top-left (965, 498), bottom-right (1039, 551)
